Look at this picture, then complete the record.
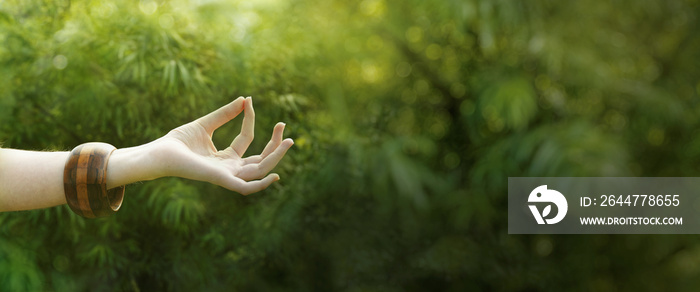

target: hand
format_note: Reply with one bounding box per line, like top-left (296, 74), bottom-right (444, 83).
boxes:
top-left (154, 96), bottom-right (293, 195)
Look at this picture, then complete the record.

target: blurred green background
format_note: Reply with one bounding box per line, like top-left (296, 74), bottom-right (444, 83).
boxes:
top-left (1, 0), bottom-right (700, 290)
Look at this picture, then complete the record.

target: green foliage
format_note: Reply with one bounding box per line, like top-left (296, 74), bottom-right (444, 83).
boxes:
top-left (1, 0), bottom-right (700, 291)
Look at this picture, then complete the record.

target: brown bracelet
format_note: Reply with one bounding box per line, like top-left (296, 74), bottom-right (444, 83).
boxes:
top-left (63, 142), bottom-right (125, 218)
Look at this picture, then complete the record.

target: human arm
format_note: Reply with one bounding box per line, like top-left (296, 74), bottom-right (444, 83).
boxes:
top-left (0, 97), bottom-right (293, 212)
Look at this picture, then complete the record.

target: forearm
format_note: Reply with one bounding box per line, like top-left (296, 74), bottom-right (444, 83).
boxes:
top-left (0, 143), bottom-right (162, 212)
top-left (0, 149), bottom-right (69, 211)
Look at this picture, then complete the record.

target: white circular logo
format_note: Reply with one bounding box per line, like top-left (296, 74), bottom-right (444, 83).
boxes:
top-left (528, 185), bottom-right (567, 224)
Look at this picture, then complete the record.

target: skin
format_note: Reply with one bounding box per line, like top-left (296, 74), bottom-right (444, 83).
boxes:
top-left (0, 96), bottom-right (293, 212)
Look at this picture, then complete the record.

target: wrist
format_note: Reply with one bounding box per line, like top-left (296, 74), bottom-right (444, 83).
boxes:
top-left (106, 142), bottom-right (162, 189)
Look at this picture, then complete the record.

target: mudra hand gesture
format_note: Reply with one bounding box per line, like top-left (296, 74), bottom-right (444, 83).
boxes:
top-left (157, 96), bottom-right (293, 195)
top-left (0, 96), bottom-right (293, 214)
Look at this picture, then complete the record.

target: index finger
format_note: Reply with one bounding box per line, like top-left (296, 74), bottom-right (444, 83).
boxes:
top-left (195, 97), bottom-right (246, 135)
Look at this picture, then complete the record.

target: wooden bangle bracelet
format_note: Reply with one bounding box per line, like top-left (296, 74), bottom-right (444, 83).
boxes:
top-left (63, 142), bottom-right (125, 218)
